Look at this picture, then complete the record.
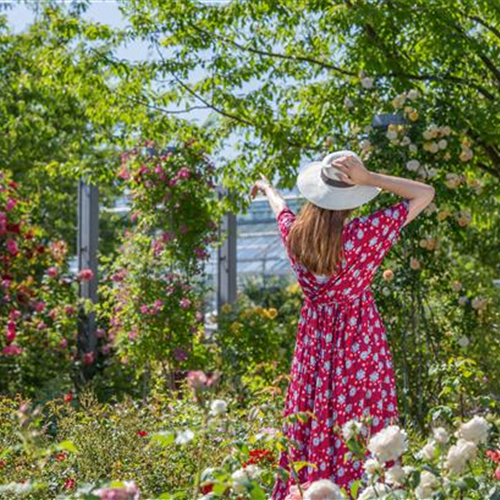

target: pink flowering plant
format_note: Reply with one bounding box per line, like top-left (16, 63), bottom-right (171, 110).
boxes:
top-left (97, 139), bottom-right (223, 385)
top-left (0, 170), bottom-right (78, 395)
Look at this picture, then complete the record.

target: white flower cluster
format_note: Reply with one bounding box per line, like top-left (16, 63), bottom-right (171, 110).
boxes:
top-left (231, 464), bottom-right (262, 492)
top-left (367, 425), bottom-right (408, 463)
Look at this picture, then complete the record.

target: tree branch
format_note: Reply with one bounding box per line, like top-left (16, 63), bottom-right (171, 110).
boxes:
top-left (187, 23), bottom-right (355, 77)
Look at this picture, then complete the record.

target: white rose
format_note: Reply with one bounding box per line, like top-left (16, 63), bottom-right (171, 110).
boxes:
top-left (445, 438), bottom-right (477, 474)
top-left (406, 160), bottom-right (420, 172)
top-left (361, 77), bottom-right (374, 89)
top-left (401, 136), bottom-right (412, 146)
top-left (175, 428), bottom-right (195, 444)
top-left (415, 470), bottom-right (439, 499)
top-left (458, 296), bottom-right (468, 306)
top-left (417, 440), bottom-right (437, 461)
top-left (342, 420), bottom-right (357, 442)
top-left (438, 139), bottom-right (448, 150)
top-left (407, 89), bottom-right (420, 100)
top-left (386, 130), bottom-right (398, 140)
top-left (409, 144), bottom-right (418, 154)
top-left (471, 297), bottom-right (487, 310)
top-left (429, 142), bottom-right (439, 153)
top-left (210, 399), bottom-right (228, 416)
top-left (457, 335), bottom-right (470, 348)
top-left (456, 415), bottom-right (491, 445)
top-left (423, 130), bottom-right (433, 140)
top-left (385, 464), bottom-right (406, 485)
top-left (358, 483), bottom-right (391, 500)
top-left (363, 458), bottom-right (383, 476)
top-left (367, 425), bottom-right (408, 463)
top-left (231, 465), bottom-right (261, 492)
top-left (427, 168), bottom-right (437, 178)
top-left (432, 427), bottom-right (449, 444)
top-left (304, 479), bottom-right (346, 500)
top-left (392, 94), bottom-right (406, 109)
top-left (442, 125), bottom-right (451, 136)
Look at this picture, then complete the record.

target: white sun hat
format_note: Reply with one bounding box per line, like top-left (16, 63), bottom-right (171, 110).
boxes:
top-left (297, 150), bottom-right (381, 210)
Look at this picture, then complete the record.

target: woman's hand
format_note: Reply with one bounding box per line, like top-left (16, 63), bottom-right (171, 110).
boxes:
top-left (250, 173), bottom-right (272, 198)
top-left (331, 155), bottom-right (373, 186)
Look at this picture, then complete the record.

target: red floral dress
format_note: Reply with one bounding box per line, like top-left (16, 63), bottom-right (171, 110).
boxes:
top-left (270, 199), bottom-right (410, 499)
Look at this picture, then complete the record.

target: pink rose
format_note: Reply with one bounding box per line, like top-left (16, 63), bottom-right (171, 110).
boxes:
top-left (5, 198), bottom-right (17, 211)
top-left (186, 370), bottom-right (207, 391)
top-left (2, 344), bottom-right (22, 356)
top-left (93, 480), bottom-right (140, 500)
top-left (47, 266), bottom-right (59, 278)
top-left (177, 167), bottom-right (190, 179)
top-left (77, 268), bottom-right (94, 281)
top-left (64, 305), bottom-right (76, 315)
top-left (6, 239), bottom-right (18, 255)
top-left (82, 352), bottom-right (95, 365)
top-left (180, 298), bottom-right (191, 310)
top-left (9, 310), bottom-right (21, 320)
top-left (34, 301), bottom-right (46, 313)
top-left (117, 165), bottom-right (130, 180)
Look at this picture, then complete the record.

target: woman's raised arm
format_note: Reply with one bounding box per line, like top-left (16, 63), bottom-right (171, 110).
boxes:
top-left (331, 156), bottom-right (435, 226)
top-left (250, 174), bottom-right (288, 217)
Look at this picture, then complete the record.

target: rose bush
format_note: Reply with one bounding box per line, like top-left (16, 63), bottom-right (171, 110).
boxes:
top-left (0, 170), bottom-right (79, 397)
top-left (96, 139), bottom-right (224, 391)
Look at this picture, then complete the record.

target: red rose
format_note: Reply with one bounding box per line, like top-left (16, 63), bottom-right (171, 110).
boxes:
top-left (63, 478), bottom-right (76, 490)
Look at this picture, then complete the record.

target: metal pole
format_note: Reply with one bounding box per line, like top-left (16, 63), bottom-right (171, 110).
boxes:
top-left (77, 178), bottom-right (99, 381)
top-left (216, 188), bottom-right (237, 317)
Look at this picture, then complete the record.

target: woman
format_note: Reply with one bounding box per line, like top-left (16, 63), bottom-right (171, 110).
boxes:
top-left (250, 150), bottom-right (435, 499)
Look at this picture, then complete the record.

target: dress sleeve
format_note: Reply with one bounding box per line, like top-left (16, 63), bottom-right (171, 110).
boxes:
top-left (356, 199), bottom-right (410, 259)
top-left (277, 206), bottom-right (296, 244)
top-left (276, 206), bottom-right (297, 265)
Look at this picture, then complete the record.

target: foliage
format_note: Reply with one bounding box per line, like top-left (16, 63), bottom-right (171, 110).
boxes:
top-left (0, 383), bottom-right (499, 499)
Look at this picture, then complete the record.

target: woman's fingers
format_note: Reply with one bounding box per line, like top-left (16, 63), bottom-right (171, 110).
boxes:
top-left (332, 161), bottom-right (350, 172)
top-left (337, 172), bottom-right (356, 184)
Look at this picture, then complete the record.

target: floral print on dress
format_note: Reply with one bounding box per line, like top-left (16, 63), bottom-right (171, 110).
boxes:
top-left (270, 199), bottom-right (410, 500)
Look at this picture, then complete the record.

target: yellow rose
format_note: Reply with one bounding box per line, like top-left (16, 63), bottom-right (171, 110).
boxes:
top-left (265, 308), bottom-right (278, 319)
top-left (230, 321), bottom-right (243, 333)
top-left (408, 111), bottom-right (419, 121)
top-left (221, 303), bottom-right (232, 314)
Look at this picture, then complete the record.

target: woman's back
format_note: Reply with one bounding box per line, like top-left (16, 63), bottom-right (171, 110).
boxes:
top-left (277, 199), bottom-right (410, 306)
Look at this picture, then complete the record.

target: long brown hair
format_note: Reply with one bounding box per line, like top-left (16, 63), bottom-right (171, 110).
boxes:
top-left (287, 202), bottom-right (354, 276)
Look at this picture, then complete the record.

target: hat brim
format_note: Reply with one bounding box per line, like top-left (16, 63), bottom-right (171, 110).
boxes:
top-left (297, 161), bottom-right (381, 210)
